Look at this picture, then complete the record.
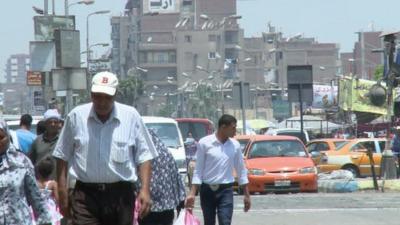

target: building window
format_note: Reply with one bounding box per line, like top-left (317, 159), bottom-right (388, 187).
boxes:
top-left (184, 35), bottom-right (192, 43)
top-left (208, 52), bottom-right (216, 59)
top-left (182, 0), bottom-right (193, 6)
top-left (208, 34), bottom-right (217, 42)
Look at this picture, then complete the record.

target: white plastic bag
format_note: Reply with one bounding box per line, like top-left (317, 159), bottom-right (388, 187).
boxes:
top-left (173, 209), bottom-right (200, 225)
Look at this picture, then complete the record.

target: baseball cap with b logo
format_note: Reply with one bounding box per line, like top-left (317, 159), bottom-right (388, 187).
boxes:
top-left (91, 71), bottom-right (119, 96)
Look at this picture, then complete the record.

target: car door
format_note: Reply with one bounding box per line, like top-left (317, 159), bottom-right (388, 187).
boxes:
top-left (358, 141), bottom-right (379, 176)
top-left (307, 142), bottom-right (329, 164)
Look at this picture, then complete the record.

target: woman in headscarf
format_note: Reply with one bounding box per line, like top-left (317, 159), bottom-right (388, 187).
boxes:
top-left (136, 129), bottom-right (186, 225)
top-left (0, 118), bottom-right (51, 225)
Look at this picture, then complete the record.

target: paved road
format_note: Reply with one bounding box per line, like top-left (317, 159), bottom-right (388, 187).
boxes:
top-left (191, 192), bottom-right (400, 225)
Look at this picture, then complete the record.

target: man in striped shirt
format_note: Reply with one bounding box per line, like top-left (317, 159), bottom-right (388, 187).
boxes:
top-left (53, 71), bottom-right (157, 225)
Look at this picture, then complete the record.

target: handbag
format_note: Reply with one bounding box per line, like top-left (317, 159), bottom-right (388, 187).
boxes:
top-left (173, 209), bottom-right (200, 225)
top-left (133, 198), bottom-right (141, 225)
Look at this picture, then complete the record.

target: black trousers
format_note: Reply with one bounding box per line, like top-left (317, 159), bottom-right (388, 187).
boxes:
top-left (138, 210), bottom-right (175, 225)
top-left (72, 181), bottom-right (136, 225)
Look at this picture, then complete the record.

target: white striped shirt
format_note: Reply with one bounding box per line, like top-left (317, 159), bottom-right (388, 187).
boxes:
top-left (52, 102), bottom-right (157, 183)
top-left (192, 134), bottom-right (248, 185)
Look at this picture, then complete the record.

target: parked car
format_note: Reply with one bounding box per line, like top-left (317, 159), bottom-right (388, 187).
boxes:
top-left (317, 138), bottom-right (387, 177)
top-left (306, 138), bottom-right (349, 164)
top-left (266, 128), bottom-right (310, 144)
top-left (175, 118), bottom-right (214, 141)
top-left (142, 116), bottom-right (187, 176)
top-left (242, 135), bottom-right (317, 193)
top-left (234, 134), bottom-right (253, 154)
top-left (6, 118), bottom-right (43, 134)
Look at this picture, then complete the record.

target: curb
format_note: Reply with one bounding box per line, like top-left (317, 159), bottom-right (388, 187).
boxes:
top-left (358, 179), bottom-right (400, 191)
top-left (318, 179), bottom-right (400, 192)
top-left (318, 179), bottom-right (358, 193)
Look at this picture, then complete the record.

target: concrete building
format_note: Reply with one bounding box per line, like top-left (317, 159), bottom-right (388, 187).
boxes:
top-left (276, 38), bottom-right (340, 88)
top-left (5, 54), bottom-right (30, 84)
top-left (340, 31), bottom-right (383, 80)
top-left (3, 54), bottom-right (31, 114)
top-left (112, 0), bottom-right (245, 116)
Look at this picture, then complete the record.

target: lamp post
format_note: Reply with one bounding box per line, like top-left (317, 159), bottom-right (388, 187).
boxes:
top-left (86, 10), bottom-right (110, 92)
top-left (65, 0), bottom-right (94, 15)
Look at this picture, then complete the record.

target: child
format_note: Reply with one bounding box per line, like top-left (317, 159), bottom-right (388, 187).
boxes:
top-left (34, 157), bottom-right (63, 225)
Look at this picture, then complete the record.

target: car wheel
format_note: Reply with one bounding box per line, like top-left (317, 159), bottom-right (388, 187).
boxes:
top-left (342, 165), bottom-right (360, 178)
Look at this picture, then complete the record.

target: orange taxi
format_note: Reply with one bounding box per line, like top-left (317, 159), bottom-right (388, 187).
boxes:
top-left (318, 138), bottom-right (387, 177)
top-left (306, 138), bottom-right (349, 164)
top-left (242, 135), bottom-right (317, 193)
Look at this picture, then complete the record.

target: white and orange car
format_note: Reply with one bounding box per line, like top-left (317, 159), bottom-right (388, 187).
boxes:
top-left (317, 138), bottom-right (387, 177)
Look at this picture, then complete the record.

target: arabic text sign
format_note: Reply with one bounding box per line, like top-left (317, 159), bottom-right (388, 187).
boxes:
top-left (27, 71), bottom-right (44, 86)
top-left (143, 0), bottom-right (179, 14)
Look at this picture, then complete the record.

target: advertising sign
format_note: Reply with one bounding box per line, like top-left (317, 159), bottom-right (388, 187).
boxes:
top-left (272, 100), bottom-right (291, 119)
top-left (52, 68), bottom-right (87, 90)
top-left (338, 77), bottom-right (393, 115)
top-left (88, 59), bottom-right (111, 74)
top-left (54, 30), bottom-right (81, 68)
top-left (30, 41), bottom-right (56, 72)
top-left (312, 84), bottom-right (338, 109)
top-left (143, 0), bottom-right (180, 14)
top-left (34, 16), bottom-right (75, 41)
top-left (27, 71), bottom-right (44, 86)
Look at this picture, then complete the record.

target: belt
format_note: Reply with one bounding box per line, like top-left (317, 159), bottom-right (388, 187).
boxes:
top-left (76, 180), bottom-right (135, 192)
top-left (202, 183), bottom-right (233, 191)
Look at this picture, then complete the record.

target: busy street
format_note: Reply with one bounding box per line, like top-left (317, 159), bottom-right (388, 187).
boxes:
top-left (193, 192), bottom-right (400, 225)
top-left (3, 0), bottom-right (400, 225)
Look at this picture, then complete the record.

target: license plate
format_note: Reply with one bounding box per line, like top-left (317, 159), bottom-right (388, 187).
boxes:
top-left (274, 180), bottom-right (291, 187)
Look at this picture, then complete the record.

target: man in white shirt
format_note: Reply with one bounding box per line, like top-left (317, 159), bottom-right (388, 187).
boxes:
top-left (185, 114), bottom-right (251, 225)
top-left (53, 71), bottom-right (157, 225)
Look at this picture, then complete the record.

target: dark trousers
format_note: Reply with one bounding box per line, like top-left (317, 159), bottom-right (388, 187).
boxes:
top-left (200, 184), bottom-right (234, 225)
top-left (72, 181), bottom-right (136, 225)
top-left (138, 210), bottom-right (174, 225)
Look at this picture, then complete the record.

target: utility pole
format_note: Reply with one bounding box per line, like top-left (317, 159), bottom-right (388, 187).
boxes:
top-left (381, 32), bottom-right (398, 191)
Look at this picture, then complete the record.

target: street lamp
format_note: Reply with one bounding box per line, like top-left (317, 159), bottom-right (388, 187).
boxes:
top-left (65, 0), bottom-right (94, 15)
top-left (86, 10), bottom-right (110, 90)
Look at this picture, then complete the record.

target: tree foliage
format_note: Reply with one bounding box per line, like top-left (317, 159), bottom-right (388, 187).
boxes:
top-left (116, 76), bottom-right (144, 106)
top-left (374, 64), bottom-right (384, 81)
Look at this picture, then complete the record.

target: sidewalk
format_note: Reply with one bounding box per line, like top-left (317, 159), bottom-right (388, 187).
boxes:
top-left (318, 178), bottom-right (400, 193)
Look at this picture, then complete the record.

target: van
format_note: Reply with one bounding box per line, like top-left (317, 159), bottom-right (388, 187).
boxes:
top-left (175, 118), bottom-right (214, 141)
top-left (142, 116), bottom-right (187, 175)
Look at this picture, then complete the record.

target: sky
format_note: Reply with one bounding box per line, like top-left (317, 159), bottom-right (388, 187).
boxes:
top-left (1, 0), bottom-right (400, 77)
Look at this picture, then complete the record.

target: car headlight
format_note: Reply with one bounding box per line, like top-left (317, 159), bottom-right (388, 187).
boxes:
top-left (299, 167), bottom-right (317, 174)
top-left (248, 168), bottom-right (265, 176)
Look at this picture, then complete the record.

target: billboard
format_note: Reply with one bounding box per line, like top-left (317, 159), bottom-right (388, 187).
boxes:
top-left (34, 16), bottom-right (75, 41)
top-left (30, 41), bottom-right (56, 72)
top-left (287, 65), bottom-right (313, 103)
top-left (338, 77), bottom-right (392, 115)
top-left (52, 68), bottom-right (87, 91)
top-left (312, 84), bottom-right (338, 109)
top-left (143, 0), bottom-right (180, 14)
top-left (54, 30), bottom-right (81, 68)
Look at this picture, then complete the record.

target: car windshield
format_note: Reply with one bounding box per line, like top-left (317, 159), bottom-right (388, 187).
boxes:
top-left (145, 123), bottom-right (181, 148)
top-left (248, 140), bottom-right (307, 158)
top-left (238, 139), bottom-right (249, 154)
top-left (178, 121), bottom-right (208, 140)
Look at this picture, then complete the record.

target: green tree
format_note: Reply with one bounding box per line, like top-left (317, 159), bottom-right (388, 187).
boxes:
top-left (374, 64), bottom-right (384, 81)
top-left (187, 83), bottom-right (220, 121)
top-left (116, 76), bottom-right (144, 106)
